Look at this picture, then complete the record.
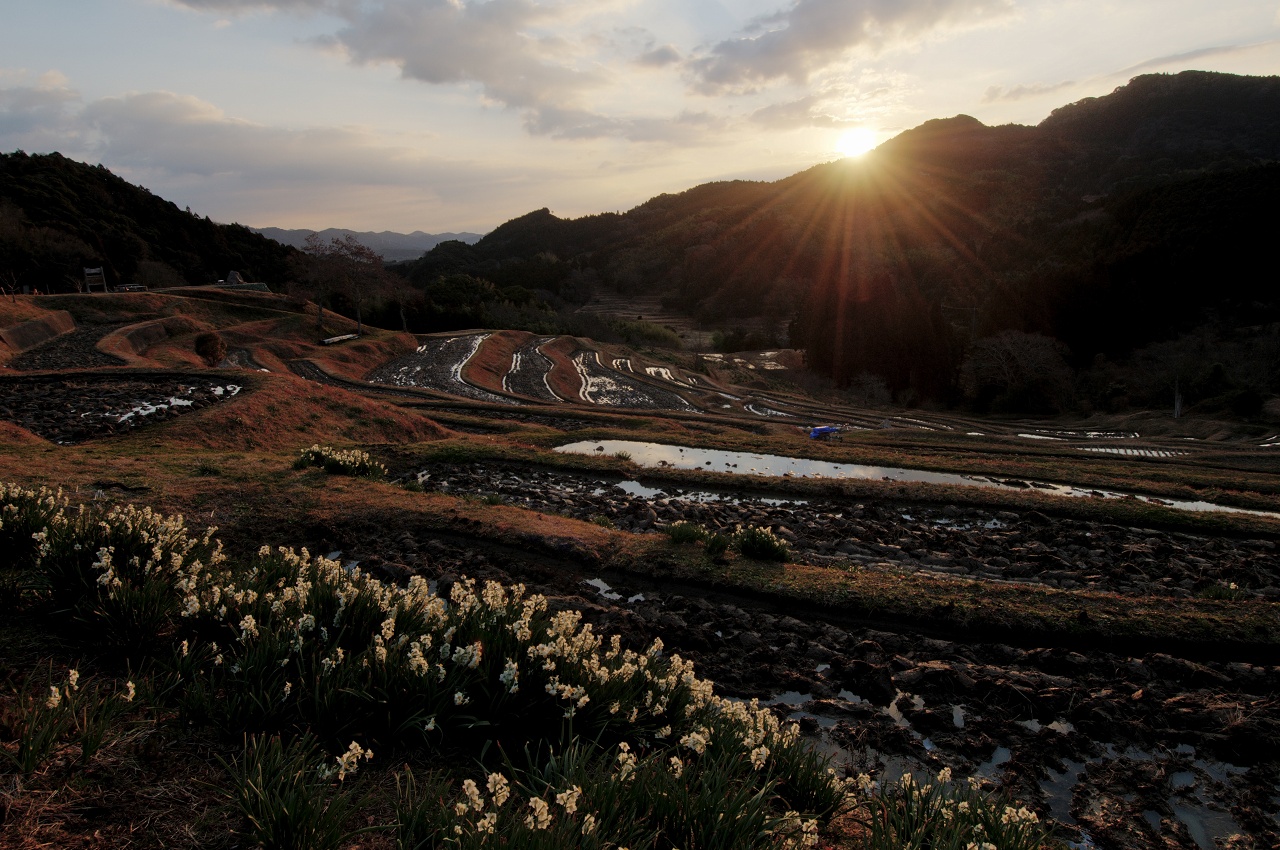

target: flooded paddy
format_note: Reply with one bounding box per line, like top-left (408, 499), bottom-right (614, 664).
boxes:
top-left (554, 439), bottom-right (1280, 519)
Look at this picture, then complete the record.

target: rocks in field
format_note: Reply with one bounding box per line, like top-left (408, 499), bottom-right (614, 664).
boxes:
top-left (404, 461), bottom-right (1280, 600)
top-left (0, 374), bottom-right (241, 443)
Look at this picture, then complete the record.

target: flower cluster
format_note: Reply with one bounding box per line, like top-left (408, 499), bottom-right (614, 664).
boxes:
top-left (856, 768), bottom-right (1055, 850)
top-left (3, 483), bottom-right (862, 848)
top-left (295, 445), bottom-right (387, 478)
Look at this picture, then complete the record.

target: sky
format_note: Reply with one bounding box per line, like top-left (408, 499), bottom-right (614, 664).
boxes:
top-left (2, 1), bottom-right (1278, 235)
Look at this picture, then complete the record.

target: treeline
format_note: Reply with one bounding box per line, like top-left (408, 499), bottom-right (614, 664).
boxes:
top-left (374, 226), bottom-right (683, 348)
top-left (0, 151), bottom-right (296, 291)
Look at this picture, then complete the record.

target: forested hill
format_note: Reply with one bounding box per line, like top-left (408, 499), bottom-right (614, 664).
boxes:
top-left (398, 70), bottom-right (1280, 409)
top-left (0, 151), bottom-right (297, 291)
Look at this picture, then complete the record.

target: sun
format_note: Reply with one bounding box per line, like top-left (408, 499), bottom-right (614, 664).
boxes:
top-left (835, 127), bottom-right (878, 158)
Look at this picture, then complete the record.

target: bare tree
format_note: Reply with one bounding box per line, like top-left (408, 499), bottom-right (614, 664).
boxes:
top-left (293, 234), bottom-right (391, 334)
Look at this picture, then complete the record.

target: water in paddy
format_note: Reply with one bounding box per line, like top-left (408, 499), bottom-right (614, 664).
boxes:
top-left (554, 439), bottom-right (1279, 518)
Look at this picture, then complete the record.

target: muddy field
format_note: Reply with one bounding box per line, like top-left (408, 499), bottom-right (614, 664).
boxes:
top-left (405, 462), bottom-right (1280, 601)
top-left (502, 336), bottom-right (562, 402)
top-left (0, 374), bottom-right (242, 443)
top-left (332, 507), bottom-right (1280, 850)
top-left (572, 349), bottom-right (698, 410)
top-left (367, 334), bottom-right (515, 404)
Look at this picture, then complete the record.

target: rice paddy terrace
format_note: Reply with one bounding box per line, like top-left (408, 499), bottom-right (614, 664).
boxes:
top-left (3, 291), bottom-right (1280, 849)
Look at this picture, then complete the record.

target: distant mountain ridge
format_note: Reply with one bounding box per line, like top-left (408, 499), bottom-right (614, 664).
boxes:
top-left (253, 227), bottom-right (483, 262)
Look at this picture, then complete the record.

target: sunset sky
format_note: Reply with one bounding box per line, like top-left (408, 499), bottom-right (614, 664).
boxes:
top-left (2, 0), bottom-right (1278, 234)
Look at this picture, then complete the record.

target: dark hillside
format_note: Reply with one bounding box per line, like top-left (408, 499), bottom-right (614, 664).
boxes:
top-left (396, 71), bottom-right (1280, 407)
top-left (0, 151), bottom-right (296, 292)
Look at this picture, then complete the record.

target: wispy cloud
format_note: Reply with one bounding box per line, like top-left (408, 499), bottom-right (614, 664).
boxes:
top-left (982, 79), bottom-right (1075, 102)
top-left (636, 45), bottom-right (681, 68)
top-left (1114, 39), bottom-right (1280, 77)
top-left (522, 104), bottom-right (728, 143)
top-left (686, 0), bottom-right (1015, 95)
top-left (163, 0), bottom-right (711, 142)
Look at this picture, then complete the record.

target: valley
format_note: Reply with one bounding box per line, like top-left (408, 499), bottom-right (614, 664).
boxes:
top-left (2, 288), bottom-right (1278, 849)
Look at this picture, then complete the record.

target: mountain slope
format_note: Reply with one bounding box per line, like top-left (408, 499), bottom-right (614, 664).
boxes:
top-left (396, 71), bottom-right (1280, 402)
top-left (0, 152), bottom-right (298, 291)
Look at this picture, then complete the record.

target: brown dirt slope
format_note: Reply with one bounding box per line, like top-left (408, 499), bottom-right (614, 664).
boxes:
top-left (462, 329), bottom-right (533, 394)
top-left (540, 335), bottom-right (585, 401)
top-left (147, 372), bottom-right (452, 451)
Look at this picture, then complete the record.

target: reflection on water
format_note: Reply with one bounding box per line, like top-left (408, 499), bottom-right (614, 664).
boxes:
top-left (555, 439), bottom-right (1280, 518)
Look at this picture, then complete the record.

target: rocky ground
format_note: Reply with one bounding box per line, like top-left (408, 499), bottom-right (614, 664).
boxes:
top-left (329, 522), bottom-right (1280, 850)
top-left (7, 322), bottom-right (128, 370)
top-left (0, 374), bottom-right (241, 443)
top-left (405, 461), bottom-right (1280, 602)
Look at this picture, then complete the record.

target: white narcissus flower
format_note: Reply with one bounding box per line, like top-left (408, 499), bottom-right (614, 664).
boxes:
top-left (555, 786), bottom-right (581, 814)
top-left (524, 796), bottom-right (551, 830)
top-left (487, 773), bottom-right (510, 807)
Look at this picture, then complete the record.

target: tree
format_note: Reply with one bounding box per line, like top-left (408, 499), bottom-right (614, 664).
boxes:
top-left (959, 331), bottom-right (1074, 413)
top-left (293, 234), bottom-right (392, 334)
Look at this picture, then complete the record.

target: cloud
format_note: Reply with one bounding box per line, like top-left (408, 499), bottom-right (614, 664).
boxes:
top-left (749, 96), bottom-right (856, 129)
top-left (0, 70), bottom-right (81, 145)
top-left (636, 45), bottom-right (681, 67)
top-left (160, 0), bottom-right (335, 11)
top-left (328, 0), bottom-right (605, 111)
top-left (1114, 39), bottom-right (1280, 77)
top-left (166, 0), bottom-right (695, 141)
top-left (982, 79), bottom-right (1075, 102)
top-left (522, 104), bottom-right (728, 143)
top-left (686, 0), bottom-right (1015, 94)
top-left (75, 91), bottom-right (496, 193)
top-left (0, 70), bottom-right (544, 229)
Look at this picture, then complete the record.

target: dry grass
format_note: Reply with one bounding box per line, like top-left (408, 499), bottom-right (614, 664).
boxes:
top-left (0, 298), bottom-right (61, 328)
top-left (460, 328), bottom-right (531, 393)
top-left (539, 335), bottom-right (586, 401)
top-left (142, 373), bottom-right (451, 452)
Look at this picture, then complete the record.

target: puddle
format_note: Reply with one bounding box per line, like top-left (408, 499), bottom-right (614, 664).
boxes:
top-left (884, 700), bottom-right (913, 730)
top-left (583, 578), bottom-right (622, 600)
top-left (1042, 760), bottom-right (1085, 824)
top-left (598, 479), bottom-right (808, 507)
top-left (765, 691), bottom-right (812, 706)
top-left (977, 746), bottom-right (1011, 778)
top-left (1174, 800), bottom-right (1241, 850)
top-left (744, 404), bottom-right (795, 418)
top-left (757, 686), bottom-right (1255, 846)
top-left (555, 440), bottom-right (1280, 518)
